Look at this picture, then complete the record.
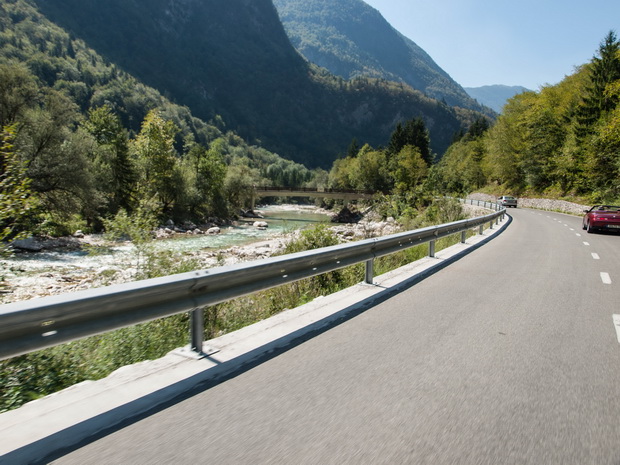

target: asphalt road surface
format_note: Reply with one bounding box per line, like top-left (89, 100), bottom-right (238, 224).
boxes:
top-left (52, 209), bottom-right (620, 464)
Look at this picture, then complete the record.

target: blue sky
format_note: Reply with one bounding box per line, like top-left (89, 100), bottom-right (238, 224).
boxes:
top-left (363, 0), bottom-right (620, 90)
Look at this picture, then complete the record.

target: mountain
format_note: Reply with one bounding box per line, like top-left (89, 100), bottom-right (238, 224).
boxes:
top-left (33, 0), bottom-right (483, 168)
top-left (273, 0), bottom-right (491, 115)
top-left (464, 85), bottom-right (531, 113)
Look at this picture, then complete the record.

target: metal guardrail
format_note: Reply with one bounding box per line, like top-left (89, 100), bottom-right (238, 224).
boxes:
top-left (0, 199), bottom-right (505, 360)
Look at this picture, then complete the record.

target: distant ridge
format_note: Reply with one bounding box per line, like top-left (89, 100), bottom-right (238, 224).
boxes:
top-left (273, 0), bottom-right (491, 115)
top-left (464, 85), bottom-right (531, 113)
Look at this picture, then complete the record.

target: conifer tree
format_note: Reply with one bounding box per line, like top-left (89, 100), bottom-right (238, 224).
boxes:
top-left (388, 118), bottom-right (432, 165)
top-left (576, 30), bottom-right (620, 136)
top-left (387, 123), bottom-right (406, 154)
top-left (590, 30), bottom-right (620, 114)
top-left (403, 118), bottom-right (432, 165)
top-left (346, 138), bottom-right (360, 158)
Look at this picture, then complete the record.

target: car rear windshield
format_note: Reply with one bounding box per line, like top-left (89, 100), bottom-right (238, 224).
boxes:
top-left (594, 206), bottom-right (620, 212)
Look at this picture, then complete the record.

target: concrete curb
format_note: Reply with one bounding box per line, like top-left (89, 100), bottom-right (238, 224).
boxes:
top-left (0, 215), bottom-right (511, 464)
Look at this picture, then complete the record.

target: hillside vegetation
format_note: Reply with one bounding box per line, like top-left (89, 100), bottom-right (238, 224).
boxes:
top-left (0, 0), bottom-right (317, 238)
top-left (33, 0), bottom-right (483, 167)
top-left (435, 31), bottom-right (620, 203)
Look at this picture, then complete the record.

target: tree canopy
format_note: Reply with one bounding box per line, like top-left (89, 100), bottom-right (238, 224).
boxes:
top-left (433, 30), bottom-right (620, 202)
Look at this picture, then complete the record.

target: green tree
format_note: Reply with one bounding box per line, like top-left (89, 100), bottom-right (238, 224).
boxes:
top-left (224, 164), bottom-right (260, 210)
top-left (464, 116), bottom-right (490, 140)
top-left (17, 90), bottom-right (100, 218)
top-left (387, 123), bottom-right (406, 155)
top-left (83, 105), bottom-right (135, 213)
top-left (0, 63), bottom-right (38, 128)
top-left (577, 30), bottom-right (620, 136)
top-left (353, 145), bottom-right (391, 192)
top-left (388, 118), bottom-right (432, 165)
top-left (0, 126), bottom-right (37, 254)
top-left (346, 138), bottom-right (360, 158)
top-left (131, 110), bottom-right (180, 213)
top-left (589, 31), bottom-right (620, 114)
top-left (589, 80), bottom-right (620, 198)
top-left (185, 144), bottom-right (227, 217)
top-left (484, 95), bottom-right (528, 189)
top-left (392, 145), bottom-right (428, 194)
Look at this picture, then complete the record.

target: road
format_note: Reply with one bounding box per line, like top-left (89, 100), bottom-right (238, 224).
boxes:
top-left (52, 209), bottom-right (620, 464)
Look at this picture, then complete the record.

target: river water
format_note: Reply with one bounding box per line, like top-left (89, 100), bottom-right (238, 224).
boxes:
top-left (0, 205), bottom-right (331, 302)
top-left (151, 205), bottom-right (331, 253)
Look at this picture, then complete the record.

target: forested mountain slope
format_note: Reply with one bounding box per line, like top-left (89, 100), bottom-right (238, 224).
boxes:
top-left (273, 0), bottom-right (490, 115)
top-left (0, 0), bottom-right (319, 227)
top-left (33, 0), bottom-right (482, 167)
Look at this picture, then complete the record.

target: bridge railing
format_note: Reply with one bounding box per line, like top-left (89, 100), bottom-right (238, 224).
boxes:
top-left (254, 186), bottom-right (376, 195)
top-left (0, 199), bottom-right (505, 361)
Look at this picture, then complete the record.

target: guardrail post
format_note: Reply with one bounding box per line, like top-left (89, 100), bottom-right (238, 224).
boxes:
top-left (365, 259), bottom-right (374, 284)
top-left (461, 231), bottom-right (467, 244)
top-left (429, 240), bottom-right (436, 258)
top-left (190, 308), bottom-right (204, 355)
top-left (489, 220), bottom-right (494, 230)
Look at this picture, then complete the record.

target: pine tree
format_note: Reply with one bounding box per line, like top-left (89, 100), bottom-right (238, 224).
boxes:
top-left (387, 123), bottom-right (406, 154)
top-left (576, 30), bottom-right (620, 137)
top-left (403, 118), bottom-right (432, 165)
top-left (591, 30), bottom-right (620, 114)
top-left (346, 138), bottom-right (360, 158)
top-left (387, 118), bottom-right (432, 165)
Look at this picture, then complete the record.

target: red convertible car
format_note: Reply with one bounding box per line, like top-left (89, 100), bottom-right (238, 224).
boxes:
top-left (582, 205), bottom-right (620, 233)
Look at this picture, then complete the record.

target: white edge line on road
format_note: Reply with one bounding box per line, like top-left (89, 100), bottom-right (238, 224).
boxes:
top-left (592, 253), bottom-right (600, 260)
top-left (613, 315), bottom-right (620, 343)
top-left (601, 272), bottom-right (612, 284)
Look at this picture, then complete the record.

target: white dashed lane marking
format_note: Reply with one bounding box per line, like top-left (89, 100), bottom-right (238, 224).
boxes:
top-left (583, 242), bottom-right (590, 246)
top-left (613, 315), bottom-right (620, 343)
top-left (601, 272), bottom-right (612, 285)
top-left (592, 253), bottom-right (600, 260)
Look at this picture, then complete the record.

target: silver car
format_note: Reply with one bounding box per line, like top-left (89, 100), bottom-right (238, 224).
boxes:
top-left (498, 195), bottom-right (517, 208)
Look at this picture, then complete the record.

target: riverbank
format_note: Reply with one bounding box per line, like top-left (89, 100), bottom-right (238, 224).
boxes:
top-left (0, 200), bottom-right (504, 304)
top-left (1, 205), bottom-right (395, 304)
